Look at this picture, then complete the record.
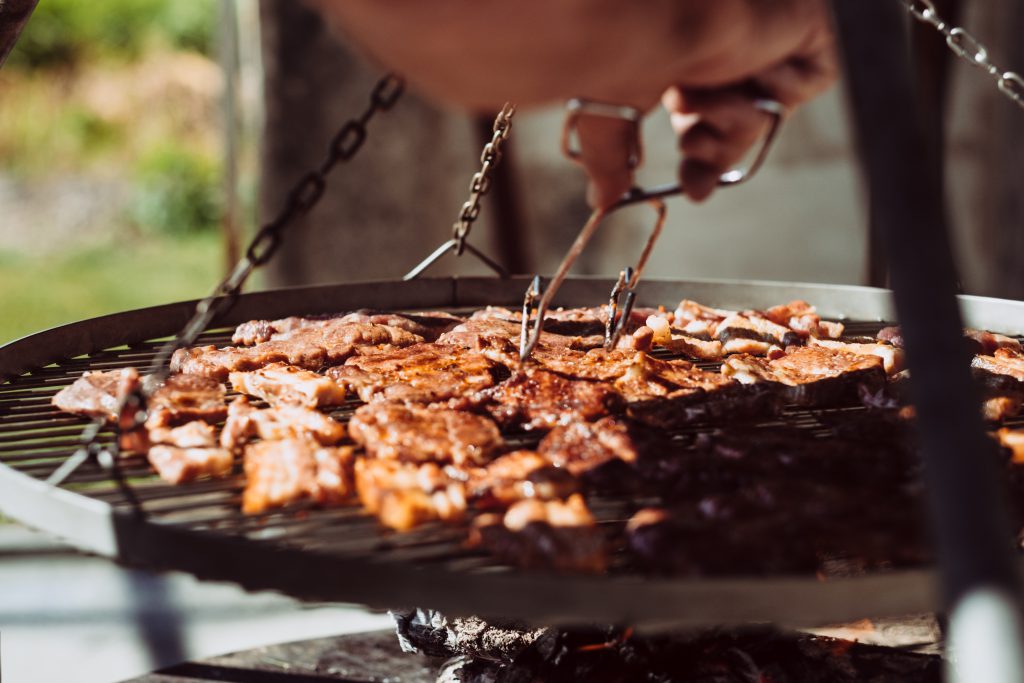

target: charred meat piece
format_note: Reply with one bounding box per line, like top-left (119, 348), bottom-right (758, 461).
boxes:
top-left (52, 368), bottom-right (137, 422)
top-left (229, 363), bottom-right (346, 409)
top-left (337, 310), bottom-right (464, 341)
top-left (349, 403), bottom-right (503, 466)
top-left (171, 340), bottom-right (335, 381)
top-left (242, 438), bottom-right (355, 514)
top-left (354, 458), bottom-right (466, 530)
top-left (722, 346), bottom-right (886, 407)
top-left (220, 397), bottom-right (345, 450)
top-left (146, 373), bottom-right (227, 426)
top-left (880, 325), bottom-right (1021, 355)
top-left (537, 417), bottom-right (644, 475)
top-left (173, 322), bottom-right (422, 380)
top-left (612, 353), bottom-right (776, 427)
top-left (232, 314), bottom-right (340, 345)
top-left (148, 445), bottom-right (234, 485)
top-left (327, 343), bottom-right (503, 403)
top-left (716, 313), bottom-right (797, 355)
top-left (469, 494), bottom-right (607, 573)
top-left (972, 347), bottom-right (1024, 388)
top-left (644, 314), bottom-right (724, 360)
top-left (466, 450), bottom-right (580, 509)
top-left (984, 395), bottom-right (1023, 422)
top-left (439, 313), bottom-right (607, 351)
top-left (762, 300), bottom-right (844, 339)
top-left (468, 368), bottom-right (623, 431)
top-left (807, 337), bottom-right (905, 375)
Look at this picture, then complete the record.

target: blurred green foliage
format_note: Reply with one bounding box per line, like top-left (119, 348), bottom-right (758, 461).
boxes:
top-left (130, 144), bottom-right (222, 236)
top-left (0, 233), bottom-right (222, 344)
top-left (8, 0), bottom-right (216, 68)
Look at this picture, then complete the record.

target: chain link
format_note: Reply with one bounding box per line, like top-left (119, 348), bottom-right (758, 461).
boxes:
top-left (145, 72), bottom-right (404, 379)
top-left (902, 0), bottom-right (1024, 110)
top-left (55, 73), bottom-right (405, 489)
top-left (452, 103), bottom-right (515, 256)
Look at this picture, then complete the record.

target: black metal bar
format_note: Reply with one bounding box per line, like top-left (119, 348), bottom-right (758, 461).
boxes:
top-left (832, 0), bottom-right (1023, 621)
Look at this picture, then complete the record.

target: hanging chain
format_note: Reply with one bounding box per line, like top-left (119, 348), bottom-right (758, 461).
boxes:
top-left (451, 103), bottom-right (515, 256)
top-left (901, 0), bottom-right (1024, 110)
top-left (147, 73), bottom-right (405, 378)
top-left (50, 74), bottom-right (405, 490)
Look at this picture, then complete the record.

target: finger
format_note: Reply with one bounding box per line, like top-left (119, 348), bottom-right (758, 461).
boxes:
top-left (573, 113), bottom-right (638, 209)
top-left (663, 86), bottom-right (773, 201)
top-left (753, 49), bottom-right (838, 109)
top-left (663, 85), bottom-right (771, 141)
top-left (679, 159), bottom-right (720, 203)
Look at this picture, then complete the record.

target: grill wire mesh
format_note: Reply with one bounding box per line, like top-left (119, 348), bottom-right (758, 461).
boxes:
top-left (3, 313), bottom-right (1023, 581)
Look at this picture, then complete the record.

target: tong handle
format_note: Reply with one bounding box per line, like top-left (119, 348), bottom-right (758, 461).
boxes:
top-left (612, 98), bottom-right (785, 209)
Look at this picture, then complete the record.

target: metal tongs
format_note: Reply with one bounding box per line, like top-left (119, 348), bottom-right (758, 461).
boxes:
top-left (518, 97), bottom-right (785, 362)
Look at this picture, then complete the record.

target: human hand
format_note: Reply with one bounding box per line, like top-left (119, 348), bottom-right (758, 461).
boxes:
top-left (311, 0), bottom-right (838, 207)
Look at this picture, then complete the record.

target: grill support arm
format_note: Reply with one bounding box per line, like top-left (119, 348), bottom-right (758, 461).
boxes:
top-left (831, 1), bottom-right (1024, 679)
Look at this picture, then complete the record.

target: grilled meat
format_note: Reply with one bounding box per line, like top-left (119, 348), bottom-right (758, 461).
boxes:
top-left (762, 300), bottom-right (844, 339)
top-left (229, 363), bottom-right (346, 409)
top-left (469, 494), bottom-right (607, 573)
top-left (242, 437), bottom-right (355, 514)
top-left (173, 322), bottom-right (423, 380)
top-left (354, 458), bottom-right (466, 530)
top-left (467, 450), bottom-right (580, 509)
top-left (146, 373), bottom-right (227, 426)
top-left (233, 311), bottom-right (456, 345)
top-left (721, 346), bottom-right (886, 406)
top-left (52, 369), bottom-right (225, 428)
top-left (467, 368), bottom-right (623, 431)
top-left (537, 417), bottom-right (642, 476)
top-left (880, 325), bottom-right (1021, 355)
top-left (349, 403), bottom-right (503, 466)
top-left (148, 420), bottom-right (217, 449)
top-left (220, 396), bottom-right (346, 450)
top-left (439, 316), bottom-right (605, 351)
top-left (51, 368), bottom-right (135, 422)
top-left (148, 445), bottom-right (234, 485)
top-left (807, 337), bottom-right (905, 375)
top-left (327, 343), bottom-right (503, 403)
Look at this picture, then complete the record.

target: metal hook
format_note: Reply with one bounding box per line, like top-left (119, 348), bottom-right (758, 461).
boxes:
top-left (403, 238), bottom-right (509, 280)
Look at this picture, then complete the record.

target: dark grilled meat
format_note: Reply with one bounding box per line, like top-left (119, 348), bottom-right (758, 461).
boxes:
top-left (880, 325), bottom-right (1021, 356)
top-left (537, 417), bottom-right (643, 475)
top-left (327, 343), bottom-right (503, 403)
top-left (349, 403), bottom-right (503, 466)
top-left (172, 322), bottom-right (423, 380)
top-left (229, 363), bottom-right (346, 409)
top-left (466, 450), bottom-right (580, 509)
top-left (242, 437), bottom-right (355, 514)
top-left (469, 494), bottom-right (607, 573)
top-left (722, 346), bottom-right (886, 406)
top-left (468, 368), bottom-right (623, 431)
top-left (146, 373), bottom-right (227, 426)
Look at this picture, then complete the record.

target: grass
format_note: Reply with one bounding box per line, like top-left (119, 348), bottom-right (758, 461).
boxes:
top-left (0, 233), bottom-right (223, 344)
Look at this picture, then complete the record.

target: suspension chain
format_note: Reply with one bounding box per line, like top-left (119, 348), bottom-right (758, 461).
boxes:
top-left (901, 0), bottom-right (1024, 110)
top-left (148, 73), bottom-right (405, 377)
top-left (53, 73), bottom-right (405, 489)
top-left (451, 103), bottom-right (515, 256)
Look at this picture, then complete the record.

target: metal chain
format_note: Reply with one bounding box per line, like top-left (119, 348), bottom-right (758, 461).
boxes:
top-left (147, 73), bottom-right (405, 378)
top-left (50, 73), bottom-right (405, 490)
top-left (451, 103), bottom-right (515, 256)
top-left (901, 0), bottom-right (1024, 110)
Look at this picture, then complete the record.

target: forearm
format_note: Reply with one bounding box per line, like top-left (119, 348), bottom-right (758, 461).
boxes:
top-left (307, 0), bottom-right (813, 111)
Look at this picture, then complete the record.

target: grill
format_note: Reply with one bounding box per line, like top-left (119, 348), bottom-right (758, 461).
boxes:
top-left (3, 275), bottom-right (1024, 631)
